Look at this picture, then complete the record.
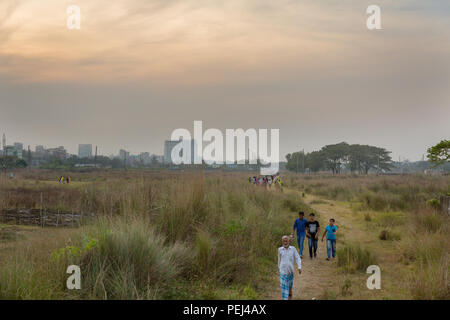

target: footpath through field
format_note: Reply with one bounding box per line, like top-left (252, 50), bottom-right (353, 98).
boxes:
top-left (266, 188), bottom-right (356, 300)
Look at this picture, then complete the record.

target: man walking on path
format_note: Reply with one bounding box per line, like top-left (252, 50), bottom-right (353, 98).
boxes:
top-left (291, 211), bottom-right (307, 258)
top-left (305, 213), bottom-right (320, 259)
top-left (278, 235), bottom-right (302, 300)
top-left (322, 218), bottom-right (338, 261)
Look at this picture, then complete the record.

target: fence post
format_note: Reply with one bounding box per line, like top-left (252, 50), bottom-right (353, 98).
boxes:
top-left (40, 192), bottom-right (43, 228)
top-left (441, 195), bottom-right (450, 215)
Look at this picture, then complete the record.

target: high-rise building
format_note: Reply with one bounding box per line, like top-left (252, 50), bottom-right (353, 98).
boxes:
top-left (4, 145), bottom-right (16, 157)
top-left (138, 152), bottom-right (151, 165)
top-left (119, 149), bottom-right (129, 161)
top-left (14, 142), bottom-right (23, 151)
top-left (47, 146), bottom-right (67, 160)
top-left (78, 144), bottom-right (92, 158)
top-left (164, 140), bottom-right (197, 164)
top-left (164, 140), bottom-right (180, 164)
top-left (12, 143), bottom-right (23, 159)
top-left (35, 145), bottom-right (45, 154)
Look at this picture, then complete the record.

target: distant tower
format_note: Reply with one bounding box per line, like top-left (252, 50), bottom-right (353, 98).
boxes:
top-left (27, 145), bottom-right (32, 165)
top-left (94, 146), bottom-right (98, 167)
top-left (2, 133), bottom-right (5, 150)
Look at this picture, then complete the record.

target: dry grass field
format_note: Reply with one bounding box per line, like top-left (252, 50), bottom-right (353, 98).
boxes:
top-left (0, 170), bottom-right (448, 300)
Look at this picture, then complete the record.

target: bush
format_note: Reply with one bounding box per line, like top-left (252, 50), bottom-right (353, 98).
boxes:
top-left (427, 198), bottom-right (441, 210)
top-left (400, 233), bottom-right (447, 265)
top-left (337, 244), bottom-right (377, 273)
top-left (415, 213), bottom-right (442, 233)
top-left (361, 192), bottom-right (388, 211)
top-left (375, 211), bottom-right (405, 228)
top-left (409, 256), bottom-right (450, 300)
top-left (379, 229), bottom-right (401, 241)
top-left (320, 288), bottom-right (338, 300)
top-left (77, 218), bottom-right (192, 299)
top-left (340, 278), bottom-right (353, 296)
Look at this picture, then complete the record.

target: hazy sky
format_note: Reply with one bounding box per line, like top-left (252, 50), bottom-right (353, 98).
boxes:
top-left (1, 0), bottom-right (449, 161)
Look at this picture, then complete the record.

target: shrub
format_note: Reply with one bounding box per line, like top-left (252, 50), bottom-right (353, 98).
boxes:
top-left (379, 229), bottom-right (401, 241)
top-left (400, 233), bottom-right (447, 265)
top-left (427, 198), bottom-right (441, 210)
top-left (340, 278), bottom-right (353, 296)
top-left (76, 218), bottom-right (192, 299)
top-left (361, 192), bottom-right (387, 211)
top-left (375, 211), bottom-right (405, 228)
top-left (195, 229), bottom-right (215, 275)
top-left (320, 288), bottom-right (338, 300)
top-left (409, 256), bottom-right (450, 300)
top-left (415, 213), bottom-right (442, 233)
top-left (337, 244), bottom-right (377, 273)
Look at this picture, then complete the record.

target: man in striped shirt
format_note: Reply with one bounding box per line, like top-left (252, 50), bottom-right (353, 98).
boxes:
top-left (278, 235), bottom-right (302, 300)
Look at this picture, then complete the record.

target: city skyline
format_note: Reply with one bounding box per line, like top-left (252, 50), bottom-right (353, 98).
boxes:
top-left (0, 130), bottom-right (432, 163)
top-left (1, 1), bottom-right (449, 161)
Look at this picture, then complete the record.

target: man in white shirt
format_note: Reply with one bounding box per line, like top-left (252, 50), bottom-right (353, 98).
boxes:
top-left (278, 235), bottom-right (302, 300)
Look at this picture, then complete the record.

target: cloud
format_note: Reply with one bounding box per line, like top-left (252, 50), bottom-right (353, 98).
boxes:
top-left (0, 0), bottom-right (449, 160)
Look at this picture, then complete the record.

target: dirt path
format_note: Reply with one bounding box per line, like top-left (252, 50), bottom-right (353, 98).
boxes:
top-left (266, 190), bottom-right (355, 300)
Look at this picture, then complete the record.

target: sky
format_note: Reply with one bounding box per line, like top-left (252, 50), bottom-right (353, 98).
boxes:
top-left (1, 0), bottom-right (449, 161)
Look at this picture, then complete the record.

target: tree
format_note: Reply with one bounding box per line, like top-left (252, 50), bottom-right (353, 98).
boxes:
top-left (427, 140), bottom-right (449, 167)
top-left (0, 156), bottom-right (27, 169)
top-left (348, 145), bottom-right (392, 174)
top-left (348, 144), bottom-right (366, 173)
top-left (111, 158), bottom-right (123, 169)
top-left (286, 143), bottom-right (392, 174)
top-left (321, 142), bottom-right (350, 174)
top-left (305, 151), bottom-right (326, 172)
top-left (151, 156), bottom-right (161, 167)
top-left (285, 151), bottom-right (306, 172)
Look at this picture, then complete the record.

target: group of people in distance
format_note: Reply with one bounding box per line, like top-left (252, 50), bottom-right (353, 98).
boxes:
top-left (248, 175), bottom-right (283, 188)
top-left (278, 211), bottom-right (338, 300)
top-left (59, 176), bottom-right (71, 184)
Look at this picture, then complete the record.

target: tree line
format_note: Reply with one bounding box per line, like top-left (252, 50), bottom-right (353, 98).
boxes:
top-left (286, 142), bottom-right (393, 174)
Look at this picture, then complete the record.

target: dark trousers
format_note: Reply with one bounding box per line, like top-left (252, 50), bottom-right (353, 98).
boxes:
top-left (308, 237), bottom-right (318, 258)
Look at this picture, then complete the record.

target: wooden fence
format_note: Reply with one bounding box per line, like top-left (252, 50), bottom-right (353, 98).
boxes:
top-left (0, 208), bottom-right (95, 227)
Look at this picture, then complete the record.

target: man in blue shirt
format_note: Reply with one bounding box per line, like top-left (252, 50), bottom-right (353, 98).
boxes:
top-left (322, 218), bottom-right (338, 261)
top-left (291, 211), bottom-right (307, 258)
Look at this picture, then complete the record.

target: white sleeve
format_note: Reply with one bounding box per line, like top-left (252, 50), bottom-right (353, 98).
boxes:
top-left (294, 248), bottom-right (302, 270)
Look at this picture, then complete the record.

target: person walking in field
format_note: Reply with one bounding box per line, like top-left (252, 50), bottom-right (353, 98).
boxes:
top-left (305, 213), bottom-right (320, 259)
top-left (322, 218), bottom-right (338, 261)
top-left (276, 177), bottom-right (283, 191)
top-left (291, 211), bottom-right (307, 258)
top-left (278, 235), bottom-right (302, 300)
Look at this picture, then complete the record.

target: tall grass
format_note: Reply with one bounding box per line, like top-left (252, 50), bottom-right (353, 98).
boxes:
top-left (0, 172), bottom-right (311, 299)
top-left (337, 243), bottom-right (377, 273)
top-left (76, 218), bottom-right (191, 299)
top-left (409, 255), bottom-right (449, 300)
top-left (289, 174), bottom-right (449, 212)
